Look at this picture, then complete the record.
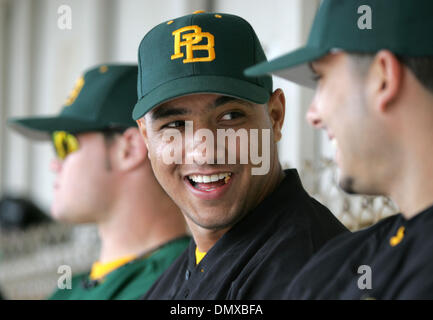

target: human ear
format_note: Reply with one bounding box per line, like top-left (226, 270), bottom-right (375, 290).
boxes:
top-left (267, 88), bottom-right (286, 142)
top-left (116, 127), bottom-right (148, 171)
top-left (369, 50), bottom-right (402, 113)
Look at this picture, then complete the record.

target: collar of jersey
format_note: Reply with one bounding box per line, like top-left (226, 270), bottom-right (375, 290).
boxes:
top-left (89, 254), bottom-right (137, 281)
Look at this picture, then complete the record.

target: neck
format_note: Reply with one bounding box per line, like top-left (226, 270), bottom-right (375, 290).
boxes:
top-left (187, 222), bottom-right (230, 253)
top-left (190, 163), bottom-right (285, 253)
top-left (97, 174), bottom-right (186, 263)
top-left (389, 96), bottom-right (433, 219)
top-left (390, 151), bottom-right (433, 219)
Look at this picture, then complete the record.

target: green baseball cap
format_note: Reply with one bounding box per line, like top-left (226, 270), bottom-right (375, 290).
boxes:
top-left (245, 0), bottom-right (433, 88)
top-left (132, 11), bottom-right (272, 120)
top-left (9, 64), bottom-right (138, 140)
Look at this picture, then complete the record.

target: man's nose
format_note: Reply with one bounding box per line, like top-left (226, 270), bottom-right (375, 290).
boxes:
top-left (184, 121), bottom-right (217, 165)
top-left (306, 100), bottom-right (323, 129)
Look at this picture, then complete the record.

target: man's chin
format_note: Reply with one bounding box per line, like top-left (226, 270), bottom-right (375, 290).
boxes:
top-left (338, 174), bottom-right (383, 197)
top-left (50, 206), bottom-right (63, 221)
top-left (184, 210), bottom-right (240, 232)
top-left (50, 207), bottom-right (86, 224)
top-left (50, 210), bottom-right (71, 223)
top-left (338, 176), bottom-right (357, 195)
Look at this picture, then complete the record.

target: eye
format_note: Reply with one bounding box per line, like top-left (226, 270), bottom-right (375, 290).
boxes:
top-left (163, 120), bottom-right (185, 129)
top-left (312, 73), bottom-right (322, 82)
top-left (221, 111), bottom-right (245, 121)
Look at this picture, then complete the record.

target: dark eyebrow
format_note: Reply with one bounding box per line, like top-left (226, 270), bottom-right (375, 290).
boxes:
top-left (151, 105), bottom-right (190, 121)
top-left (151, 96), bottom-right (252, 121)
top-left (211, 96), bottom-right (253, 108)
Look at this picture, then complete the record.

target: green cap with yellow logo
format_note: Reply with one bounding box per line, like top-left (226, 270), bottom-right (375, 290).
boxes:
top-left (245, 0), bottom-right (433, 88)
top-left (9, 64), bottom-right (138, 140)
top-left (132, 11), bottom-right (272, 120)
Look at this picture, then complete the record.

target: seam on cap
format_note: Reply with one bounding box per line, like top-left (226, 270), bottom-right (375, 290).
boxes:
top-left (138, 44), bottom-right (143, 98)
top-left (137, 19), bottom-right (172, 98)
top-left (243, 17), bottom-right (264, 90)
top-left (249, 21), bottom-right (259, 87)
top-left (190, 14), bottom-right (197, 75)
top-left (96, 67), bottom-right (132, 122)
top-left (96, 67), bottom-right (122, 121)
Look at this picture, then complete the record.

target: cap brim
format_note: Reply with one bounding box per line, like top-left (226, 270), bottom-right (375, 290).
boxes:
top-left (8, 116), bottom-right (110, 141)
top-left (132, 75), bottom-right (271, 120)
top-left (245, 46), bottom-right (330, 89)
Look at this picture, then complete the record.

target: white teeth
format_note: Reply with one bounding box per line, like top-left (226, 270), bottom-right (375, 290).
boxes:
top-left (188, 172), bottom-right (231, 184)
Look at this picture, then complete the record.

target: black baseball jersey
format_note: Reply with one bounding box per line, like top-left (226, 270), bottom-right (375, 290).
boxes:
top-left (143, 169), bottom-right (348, 300)
top-left (285, 204), bottom-right (433, 299)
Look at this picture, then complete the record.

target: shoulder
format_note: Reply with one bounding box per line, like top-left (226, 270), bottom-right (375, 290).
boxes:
top-left (285, 214), bottom-right (400, 298)
top-left (274, 170), bottom-right (347, 234)
top-left (314, 214), bottom-right (399, 257)
top-left (142, 244), bottom-right (191, 299)
top-left (149, 236), bottom-right (191, 276)
top-left (115, 237), bottom-right (191, 299)
top-left (152, 236), bottom-right (191, 259)
top-left (285, 215), bottom-right (400, 299)
top-left (270, 193), bottom-right (348, 254)
top-left (307, 213), bottom-right (399, 268)
top-left (47, 272), bottom-right (87, 300)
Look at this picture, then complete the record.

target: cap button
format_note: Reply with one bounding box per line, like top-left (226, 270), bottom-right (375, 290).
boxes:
top-left (99, 65), bottom-right (108, 73)
top-left (193, 10), bottom-right (205, 14)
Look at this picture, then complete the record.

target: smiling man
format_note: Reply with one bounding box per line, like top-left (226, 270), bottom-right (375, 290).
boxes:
top-left (246, 0), bottom-right (433, 299)
top-left (133, 11), bottom-right (347, 299)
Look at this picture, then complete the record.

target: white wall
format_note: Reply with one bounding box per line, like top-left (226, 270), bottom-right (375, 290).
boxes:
top-left (214, 0), bottom-right (321, 170)
top-left (0, 0), bottom-right (321, 213)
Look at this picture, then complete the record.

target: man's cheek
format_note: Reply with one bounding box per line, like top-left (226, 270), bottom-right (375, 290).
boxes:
top-left (156, 133), bottom-right (185, 165)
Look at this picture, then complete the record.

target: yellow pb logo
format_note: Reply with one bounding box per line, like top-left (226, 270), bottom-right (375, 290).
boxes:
top-left (64, 76), bottom-right (85, 106)
top-left (171, 25), bottom-right (215, 63)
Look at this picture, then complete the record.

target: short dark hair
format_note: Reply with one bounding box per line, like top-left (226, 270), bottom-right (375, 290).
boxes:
top-left (101, 126), bottom-right (128, 146)
top-left (349, 52), bottom-right (433, 93)
top-left (396, 55), bottom-right (433, 93)
top-left (101, 127), bottom-right (129, 170)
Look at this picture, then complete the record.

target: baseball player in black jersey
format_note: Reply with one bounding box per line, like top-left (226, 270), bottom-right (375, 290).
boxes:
top-left (246, 0), bottom-right (433, 299)
top-left (132, 11), bottom-right (348, 299)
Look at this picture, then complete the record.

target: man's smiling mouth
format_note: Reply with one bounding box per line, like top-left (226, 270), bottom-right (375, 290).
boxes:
top-left (186, 172), bottom-right (232, 192)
